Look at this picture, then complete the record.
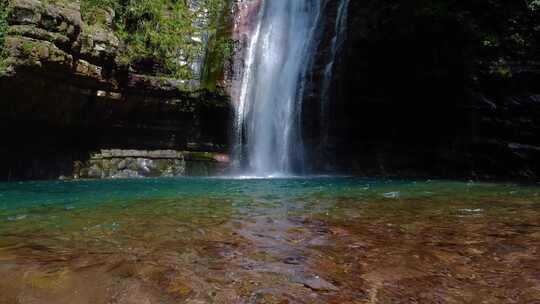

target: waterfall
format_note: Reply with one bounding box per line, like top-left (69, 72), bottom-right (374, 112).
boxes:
top-left (320, 0), bottom-right (350, 149)
top-left (233, 0), bottom-right (323, 177)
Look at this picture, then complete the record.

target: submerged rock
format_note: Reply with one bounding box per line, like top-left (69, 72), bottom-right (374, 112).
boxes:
top-left (299, 275), bottom-right (339, 292)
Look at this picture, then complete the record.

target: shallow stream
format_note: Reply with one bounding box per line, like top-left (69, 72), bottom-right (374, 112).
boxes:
top-left (1, 177), bottom-right (539, 303)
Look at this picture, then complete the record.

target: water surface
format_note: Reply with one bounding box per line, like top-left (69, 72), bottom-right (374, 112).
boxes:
top-left (1, 177), bottom-right (539, 303)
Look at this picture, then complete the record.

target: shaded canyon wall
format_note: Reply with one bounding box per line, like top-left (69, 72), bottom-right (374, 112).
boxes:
top-left (304, 0), bottom-right (540, 180)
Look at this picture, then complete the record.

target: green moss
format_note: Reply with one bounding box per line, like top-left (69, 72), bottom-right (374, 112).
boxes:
top-left (201, 0), bottom-right (233, 91)
top-left (81, 0), bottom-right (118, 19)
top-left (0, 0), bottom-right (233, 80)
top-left (80, 0), bottom-right (232, 80)
top-left (185, 151), bottom-right (218, 162)
top-left (21, 41), bottom-right (34, 55)
top-left (0, 0), bottom-right (8, 74)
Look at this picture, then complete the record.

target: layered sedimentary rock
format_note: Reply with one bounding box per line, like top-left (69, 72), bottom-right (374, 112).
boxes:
top-left (77, 149), bottom-right (229, 179)
top-left (0, 0), bottom-right (231, 180)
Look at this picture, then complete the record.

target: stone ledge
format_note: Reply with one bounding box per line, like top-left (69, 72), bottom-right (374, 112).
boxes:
top-left (78, 149), bottom-right (230, 179)
top-left (126, 74), bottom-right (199, 95)
top-left (90, 149), bottom-right (230, 163)
top-left (8, 24), bottom-right (71, 50)
top-left (91, 149), bottom-right (184, 160)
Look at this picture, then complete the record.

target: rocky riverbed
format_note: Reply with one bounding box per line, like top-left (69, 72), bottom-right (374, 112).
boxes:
top-left (0, 177), bottom-right (539, 303)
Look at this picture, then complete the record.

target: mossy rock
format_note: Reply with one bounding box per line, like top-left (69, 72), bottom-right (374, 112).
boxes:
top-left (8, 0), bottom-right (81, 40)
top-left (8, 24), bottom-right (70, 48)
top-left (184, 151), bottom-right (220, 162)
top-left (4, 35), bottom-right (73, 68)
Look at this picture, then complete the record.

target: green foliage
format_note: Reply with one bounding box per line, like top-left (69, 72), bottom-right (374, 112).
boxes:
top-left (81, 0), bottom-right (119, 21)
top-left (217, 37), bottom-right (234, 60)
top-left (21, 41), bottom-right (34, 56)
top-left (116, 0), bottom-right (198, 78)
top-left (0, 0), bottom-right (8, 74)
top-left (201, 0), bottom-right (233, 90)
top-left (529, 0), bottom-right (540, 10)
top-left (81, 0), bottom-right (231, 79)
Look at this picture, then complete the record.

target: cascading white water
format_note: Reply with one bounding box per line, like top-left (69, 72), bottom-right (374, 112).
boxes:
top-left (233, 0), bottom-right (323, 177)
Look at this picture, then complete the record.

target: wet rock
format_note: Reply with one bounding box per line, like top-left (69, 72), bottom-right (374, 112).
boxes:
top-left (383, 192), bottom-right (400, 199)
top-left (110, 279), bottom-right (154, 304)
top-left (126, 74), bottom-right (200, 94)
top-left (26, 268), bottom-right (71, 291)
top-left (298, 275), bottom-right (339, 292)
top-left (79, 15), bottom-right (120, 64)
top-left (86, 164), bottom-right (103, 179)
top-left (0, 0), bottom-right (230, 181)
top-left (310, 1), bottom-right (540, 180)
top-left (283, 256), bottom-right (307, 265)
top-left (117, 159), bottom-right (128, 170)
top-left (167, 279), bottom-right (193, 297)
top-left (8, 0), bottom-right (43, 26)
top-left (76, 149), bottom-right (230, 178)
top-left (9, 0), bottom-right (81, 39)
top-left (4, 36), bottom-right (74, 70)
top-left (74, 59), bottom-right (105, 80)
top-left (248, 291), bottom-right (290, 304)
top-left (8, 25), bottom-right (71, 49)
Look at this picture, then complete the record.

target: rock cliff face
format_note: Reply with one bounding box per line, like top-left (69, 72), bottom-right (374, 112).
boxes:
top-left (0, 0), bottom-right (232, 180)
top-left (305, 0), bottom-right (540, 180)
top-left (1, 0), bottom-right (539, 181)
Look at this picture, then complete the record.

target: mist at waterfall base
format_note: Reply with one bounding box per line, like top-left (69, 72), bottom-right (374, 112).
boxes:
top-left (232, 0), bottom-right (350, 178)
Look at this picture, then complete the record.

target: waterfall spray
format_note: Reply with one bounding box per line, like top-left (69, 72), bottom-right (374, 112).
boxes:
top-left (231, 0), bottom-right (350, 177)
top-left (233, 0), bottom-right (323, 177)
